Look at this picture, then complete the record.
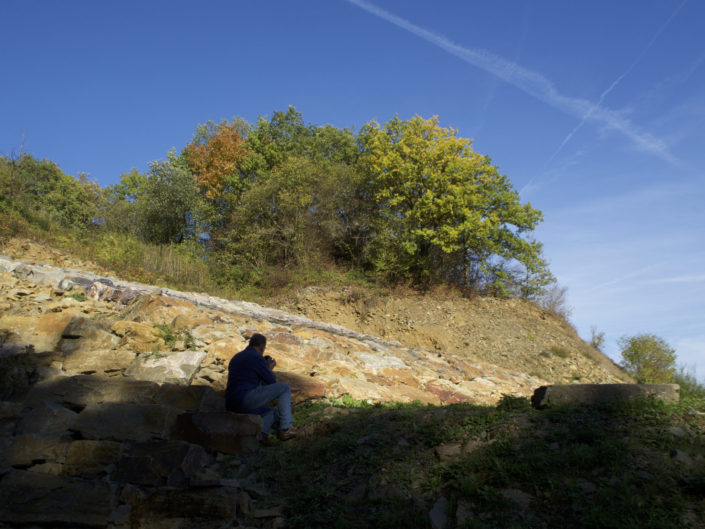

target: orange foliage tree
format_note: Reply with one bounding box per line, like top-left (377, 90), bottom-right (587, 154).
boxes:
top-left (184, 124), bottom-right (248, 199)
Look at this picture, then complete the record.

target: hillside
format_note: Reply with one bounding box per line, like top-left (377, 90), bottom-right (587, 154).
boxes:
top-left (1, 237), bottom-right (703, 529)
top-left (1, 237), bottom-right (629, 390)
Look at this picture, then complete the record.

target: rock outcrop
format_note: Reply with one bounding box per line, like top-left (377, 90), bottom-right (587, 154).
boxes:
top-left (0, 252), bottom-right (630, 528)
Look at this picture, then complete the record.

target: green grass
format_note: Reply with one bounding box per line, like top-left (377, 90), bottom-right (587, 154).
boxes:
top-left (65, 292), bottom-right (86, 302)
top-left (548, 346), bottom-right (570, 359)
top-left (153, 323), bottom-right (195, 349)
top-left (223, 395), bottom-right (705, 529)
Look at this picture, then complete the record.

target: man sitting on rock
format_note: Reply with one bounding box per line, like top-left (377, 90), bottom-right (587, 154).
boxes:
top-left (225, 333), bottom-right (298, 444)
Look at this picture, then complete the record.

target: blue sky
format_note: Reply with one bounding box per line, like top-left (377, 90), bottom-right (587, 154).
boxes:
top-left (2, 1), bottom-right (704, 378)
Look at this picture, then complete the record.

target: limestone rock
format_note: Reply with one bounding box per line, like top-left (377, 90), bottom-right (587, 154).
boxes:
top-left (154, 383), bottom-right (225, 412)
top-left (171, 412), bottom-right (261, 454)
top-left (531, 383), bottom-right (680, 408)
top-left (0, 401), bottom-right (24, 436)
top-left (429, 496), bottom-right (449, 529)
top-left (0, 469), bottom-right (117, 526)
top-left (125, 350), bottom-right (207, 385)
top-left (130, 487), bottom-right (239, 527)
top-left (15, 401), bottom-right (78, 435)
top-left (24, 374), bottom-right (161, 407)
top-left (58, 316), bottom-right (119, 355)
top-left (111, 320), bottom-right (163, 352)
top-left (62, 439), bottom-right (124, 477)
top-left (113, 440), bottom-right (211, 487)
top-left (0, 433), bottom-right (71, 466)
top-left (73, 402), bottom-right (180, 442)
top-left (63, 347), bottom-right (136, 374)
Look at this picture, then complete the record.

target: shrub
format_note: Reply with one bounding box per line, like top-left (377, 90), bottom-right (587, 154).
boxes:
top-left (618, 334), bottom-right (676, 384)
top-left (590, 325), bottom-right (605, 351)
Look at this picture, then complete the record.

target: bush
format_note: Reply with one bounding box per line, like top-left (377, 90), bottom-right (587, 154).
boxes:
top-left (539, 283), bottom-right (573, 320)
top-left (618, 334), bottom-right (676, 384)
top-left (590, 325), bottom-right (605, 351)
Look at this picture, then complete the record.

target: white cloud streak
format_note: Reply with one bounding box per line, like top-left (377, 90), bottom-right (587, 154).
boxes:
top-left (647, 274), bottom-right (705, 285)
top-left (548, 0), bottom-right (689, 163)
top-left (345, 0), bottom-right (677, 163)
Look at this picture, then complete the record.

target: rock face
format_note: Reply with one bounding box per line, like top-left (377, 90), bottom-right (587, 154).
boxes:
top-left (0, 247), bottom-right (634, 528)
top-left (531, 383), bottom-right (680, 408)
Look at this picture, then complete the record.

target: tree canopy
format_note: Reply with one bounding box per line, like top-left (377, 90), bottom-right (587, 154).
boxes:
top-left (0, 108), bottom-right (554, 297)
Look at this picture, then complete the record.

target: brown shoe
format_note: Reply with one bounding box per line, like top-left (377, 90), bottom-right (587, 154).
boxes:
top-left (277, 427), bottom-right (298, 441)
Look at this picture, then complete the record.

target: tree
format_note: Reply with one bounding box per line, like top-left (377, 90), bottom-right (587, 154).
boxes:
top-left (185, 123), bottom-right (249, 200)
top-left (137, 161), bottom-right (199, 244)
top-left (618, 334), bottom-right (676, 383)
top-left (0, 153), bottom-right (101, 229)
top-left (357, 115), bottom-right (551, 290)
top-left (102, 168), bottom-right (148, 234)
top-left (243, 106), bottom-right (314, 175)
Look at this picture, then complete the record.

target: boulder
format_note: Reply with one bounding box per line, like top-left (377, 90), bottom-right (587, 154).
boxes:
top-left (58, 316), bottom-right (120, 355)
top-left (15, 401), bottom-right (78, 435)
top-left (72, 402), bottom-right (180, 442)
top-left (113, 440), bottom-right (211, 487)
top-left (0, 469), bottom-right (117, 526)
top-left (125, 350), bottom-right (207, 385)
top-left (34, 312), bottom-right (74, 352)
top-left (62, 440), bottom-right (125, 478)
top-left (11, 264), bottom-right (66, 287)
top-left (62, 348), bottom-right (136, 374)
top-left (429, 496), bottom-right (450, 529)
top-left (171, 412), bottom-right (261, 454)
top-left (531, 383), bottom-right (680, 408)
top-left (130, 486), bottom-right (239, 527)
top-left (154, 383), bottom-right (225, 412)
top-left (0, 401), bottom-right (24, 436)
top-left (0, 433), bottom-right (71, 466)
top-left (276, 371), bottom-right (327, 403)
top-left (24, 375), bottom-right (161, 408)
top-left (111, 320), bottom-right (163, 353)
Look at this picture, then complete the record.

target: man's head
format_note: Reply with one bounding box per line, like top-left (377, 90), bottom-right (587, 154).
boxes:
top-left (249, 333), bottom-right (267, 354)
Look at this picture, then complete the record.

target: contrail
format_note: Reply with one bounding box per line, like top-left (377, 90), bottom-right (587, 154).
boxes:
top-left (548, 0), bottom-right (689, 163)
top-left (345, 0), bottom-right (676, 164)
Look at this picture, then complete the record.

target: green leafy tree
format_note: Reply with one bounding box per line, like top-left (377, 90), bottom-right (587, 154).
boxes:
top-left (0, 154), bottom-right (101, 229)
top-left (619, 333), bottom-right (677, 383)
top-left (243, 106), bottom-right (314, 175)
top-left (137, 161), bottom-right (199, 244)
top-left (358, 115), bottom-right (551, 291)
top-left (102, 168), bottom-right (147, 234)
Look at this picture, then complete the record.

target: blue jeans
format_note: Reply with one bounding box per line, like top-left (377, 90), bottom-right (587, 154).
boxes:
top-left (240, 382), bottom-right (293, 433)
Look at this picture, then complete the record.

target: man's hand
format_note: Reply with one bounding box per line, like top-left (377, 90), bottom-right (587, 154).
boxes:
top-left (265, 355), bottom-right (277, 370)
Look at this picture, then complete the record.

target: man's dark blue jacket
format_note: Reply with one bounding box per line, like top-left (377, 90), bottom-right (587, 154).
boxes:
top-left (225, 345), bottom-right (276, 410)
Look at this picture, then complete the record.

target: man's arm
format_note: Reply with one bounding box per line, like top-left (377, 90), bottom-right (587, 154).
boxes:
top-left (255, 355), bottom-right (276, 385)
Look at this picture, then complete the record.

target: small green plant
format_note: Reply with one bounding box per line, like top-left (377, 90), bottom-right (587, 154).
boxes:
top-left (66, 292), bottom-right (86, 302)
top-left (153, 323), bottom-right (194, 349)
top-left (141, 346), bottom-right (166, 361)
top-left (548, 346), bottom-right (569, 358)
top-left (496, 394), bottom-right (531, 411)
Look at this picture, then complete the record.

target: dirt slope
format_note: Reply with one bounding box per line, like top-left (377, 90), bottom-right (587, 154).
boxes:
top-left (1, 237), bottom-right (630, 386)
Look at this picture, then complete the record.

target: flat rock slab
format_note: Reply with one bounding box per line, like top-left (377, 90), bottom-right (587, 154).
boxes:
top-left (125, 350), bottom-right (207, 386)
top-left (0, 469), bottom-right (117, 526)
top-left (531, 383), bottom-right (680, 408)
top-left (24, 375), bottom-right (161, 407)
top-left (171, 412), bottom-right (261, 454)
top-left (73, 402), bottom-right (180, 442)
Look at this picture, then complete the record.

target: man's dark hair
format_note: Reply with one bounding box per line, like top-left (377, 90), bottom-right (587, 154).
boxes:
top-left (249, 333), bottom-right (267, 348)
